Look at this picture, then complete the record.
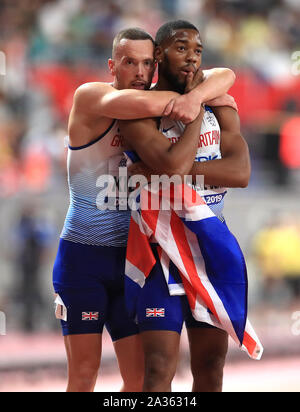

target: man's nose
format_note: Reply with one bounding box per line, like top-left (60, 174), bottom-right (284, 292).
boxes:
top-left (135, 63), bottom-right (144, 78)
top-left (186, 50), bottom-right (198, 64)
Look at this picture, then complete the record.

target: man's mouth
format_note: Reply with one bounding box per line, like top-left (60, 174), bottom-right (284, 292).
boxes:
top-left (180, 65), bottom-right (196, 76)
top-left (131, 81), bottom-right (146, 90)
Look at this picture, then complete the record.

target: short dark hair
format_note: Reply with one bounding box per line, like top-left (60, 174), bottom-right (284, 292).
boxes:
top-left (112, 27), bottom-right (155, 57)
top-left (155, 20), bottom-right (199, 46)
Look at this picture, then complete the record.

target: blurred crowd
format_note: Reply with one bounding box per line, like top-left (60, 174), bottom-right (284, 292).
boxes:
top-left (0, 0), bottom-right (300, 332)
top-left (0, 0), bottom-right (300, 197)
top-left (1, 0), bottom-right (300, 70)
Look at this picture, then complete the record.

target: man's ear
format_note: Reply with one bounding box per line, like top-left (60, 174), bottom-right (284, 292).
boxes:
top-left (108, 59), bottom-right (115, 76)
top-left (154, 46), bottom-right (163, 64)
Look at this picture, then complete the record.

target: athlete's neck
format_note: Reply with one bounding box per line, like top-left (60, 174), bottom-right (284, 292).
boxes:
top-left (154, 71), bottom-right (184, 94)
top-left (153, 75), bottom-right (173, 92)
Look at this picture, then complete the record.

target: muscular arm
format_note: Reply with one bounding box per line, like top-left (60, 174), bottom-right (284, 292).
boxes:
top-left (119, 108), bottom-right (204, 177)
top-left (69, 68), bottom-right (235, 147)
top-left (68, 83), bottom-right (179, 147)
top-left (73, 68), bottom-right (235, 121)
top-left (128, 107), bottom-right (250, 188)
top-left (189, 106), bottom-right (251, 188)
top-left (74, 82), bottom-right (178, 120)
top-left (194, 68), bottom-right (236, 106)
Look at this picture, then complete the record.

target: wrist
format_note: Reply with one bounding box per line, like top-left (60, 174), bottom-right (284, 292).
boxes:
top-left (187, 88), bottom-right (203, 106)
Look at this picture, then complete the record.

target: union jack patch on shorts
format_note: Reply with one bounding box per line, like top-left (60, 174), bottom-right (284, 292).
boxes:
top-left (146, 308), bottom-right (165, 317)
top-left (82, 312), bottom-right (99, 321)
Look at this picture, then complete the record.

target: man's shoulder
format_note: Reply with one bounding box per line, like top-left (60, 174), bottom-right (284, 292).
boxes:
top-left (74, 82), bottom-right (114, 103)
top-left (68, 82), bottom-right (116, 145)
top-left (71, 82), bottom-right (117, 121)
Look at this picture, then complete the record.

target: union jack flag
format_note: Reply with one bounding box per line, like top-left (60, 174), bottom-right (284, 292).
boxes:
top-left (146, 308), bottom-right (165, 317)
top-left (82, 312), bottom-right (99, 321)
top-left (125, 182), bottom-right (263, 360)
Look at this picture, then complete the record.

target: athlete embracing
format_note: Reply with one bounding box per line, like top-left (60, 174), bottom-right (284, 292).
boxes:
top-left (119, 20), bottom-right (250, 392)
top-left (52, 26), bottom-right (236, 392)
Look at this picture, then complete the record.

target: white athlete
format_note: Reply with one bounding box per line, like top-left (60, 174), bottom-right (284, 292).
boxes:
top-left (61, 120), bottom-right (131, 246)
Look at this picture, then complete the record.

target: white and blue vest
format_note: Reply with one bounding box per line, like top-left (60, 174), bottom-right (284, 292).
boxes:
top-left (159, 105), bottom-right (227, 220)
top-left (60, 120), bottom-right (131, 247)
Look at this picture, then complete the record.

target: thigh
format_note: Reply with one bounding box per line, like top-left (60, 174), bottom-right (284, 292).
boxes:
top-left (187, 327), bottom-right (228, 361)
top-left (64, 333), bottom-right (102, 372)
top-left (105, 290), bottom-right (139, 342)
top-left (53, 240), bottom-right (126, 290)
top-left (184, 304), bottom-right (217, 330)
top-left (55, 287), bottom-right (108, 336)
top-left (141, 329), bottom-right (181, 384)
top-left (53, 241), bottom-right (117, 336)
top-left (113, 334), bottom-right (144, 385)
top-left (137, 257), bottom-right (186, 334)
top-left (141, 329), bottom-right (181, 358)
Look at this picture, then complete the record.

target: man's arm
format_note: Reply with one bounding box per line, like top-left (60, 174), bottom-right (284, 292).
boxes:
top-left (194, 68), bottom-right (236, 106)
top-left (163, 68), bottom-right (236, 123)
top-left (69, 69), bottom-right (235, 147)
top-left (73, 67), bottom-right (235, 122)
top-left (73, 82), bottom-right (179, 120)
top-left (119, 107), bottom-right (204, 177)
top-left (128, 106), bottom-right (250, 188)
top-left (68, 82), bottom-right (181, 147)
top-left (205, 94), bottom-right (238, 112)
top-left (189, 106), bottom-right (251, 188)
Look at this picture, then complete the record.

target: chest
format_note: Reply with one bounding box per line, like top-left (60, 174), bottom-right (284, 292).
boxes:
top-left (159, 107), bottom-right (221, 162)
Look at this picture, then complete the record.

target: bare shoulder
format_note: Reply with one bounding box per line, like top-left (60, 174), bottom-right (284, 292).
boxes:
top-left (70, 81), bottom-right (115, 126)
top-left (73, 82), bottom-right (114, 108)
top-left (212, 106), bottom-right (240, 132)
top-left (68, 82), bottom-right (115, 146)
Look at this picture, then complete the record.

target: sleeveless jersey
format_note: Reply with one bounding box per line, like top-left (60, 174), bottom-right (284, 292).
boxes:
top-left (60, 120), bottom-right (131, 247)
top-left (159, 105), bottom-right (227, 219)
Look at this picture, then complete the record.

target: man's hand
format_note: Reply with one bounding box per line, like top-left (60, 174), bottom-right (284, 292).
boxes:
top-left (162, 69), bottom-right (204, 124)
top-left (205, 94), bottom-right (238, 111)
top-left (162, 96), bottom-right (201, 124)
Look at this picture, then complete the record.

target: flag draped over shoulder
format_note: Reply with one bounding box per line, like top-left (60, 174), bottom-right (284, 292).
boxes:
top-left (125, 181), bottom-right (263, 360)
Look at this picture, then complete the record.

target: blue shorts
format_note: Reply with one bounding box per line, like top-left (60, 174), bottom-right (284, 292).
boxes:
top-left (135, 246), bottom-right (214, 334)
top-left (135, 245), bottom-right (216, 333)
top-left (136, 249), bottom-right (187, 335)
top-left (52, 239), bottom-right (139, 341)
top-left (185, 310), bottom-right (216, 329)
